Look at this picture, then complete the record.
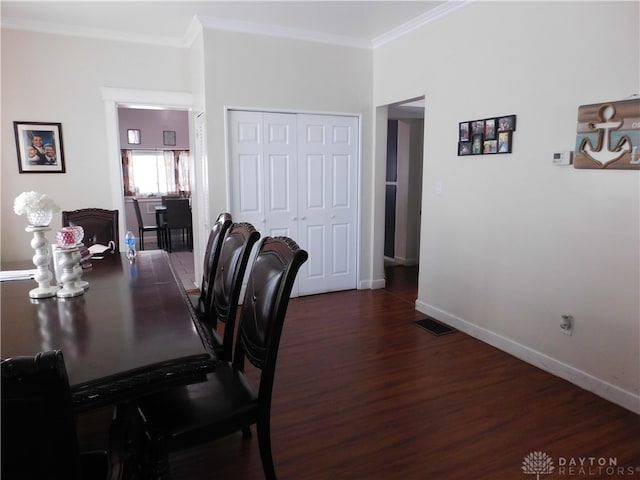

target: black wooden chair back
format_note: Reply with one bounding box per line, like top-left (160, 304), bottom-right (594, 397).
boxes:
top-left (2, 350), bottom-right (80, 478)
top-left (196, 213), bottom-right (233, 317)
top-left (160, 195), bottom-right (180, 206)
top-left (209, 222), bottom-right (260, 361)
top-left (132, 198), bottom-right (144, 228)
top-left (132, 198), bottom-right (166, 250)
top-left (235, 236), bottom-right (308, 376)
top-left (232, 236), bottom-right (308, 478)
top-left (164, 199), bottom-right (192, 251)
top-left (135, 237), bottom-right (307, 480)
top-left (2, 350), bottom-right (147, 480)
top-left (62, 208), bottom-right (119, 253)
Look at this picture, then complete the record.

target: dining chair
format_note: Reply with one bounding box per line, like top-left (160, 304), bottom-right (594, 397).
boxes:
top-left (136, 236), bottom-right (308, 480)
top-left (132, 198), bottom-right (167, 250)
top-left (198, 221), bottom-right (260, 361)
top-left (160, 195), bottom-right (180, 206)
top-left (1, 350), bottom-right (145, 480)
top-left (164, 199), bottom-right (192, 252)
top-left (62, 208), bottom-right (120, 253)
top-left (189, 213), bottom-right (233, 318)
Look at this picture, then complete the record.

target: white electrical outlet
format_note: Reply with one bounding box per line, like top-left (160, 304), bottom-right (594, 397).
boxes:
top-left (560, 314), bottom-right (573, 335)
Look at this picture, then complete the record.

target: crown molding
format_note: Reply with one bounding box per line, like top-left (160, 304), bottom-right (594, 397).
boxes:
top-left (371, 0), bottom-right (473, 49)
top-left (1, 16), bottom-right (185, 48)
top-left (2, 2), bottom-right (472, 51)
top-left (183, 15), bottom-right (204, 47)
top-left (195, 14), bottom-right (370, 50)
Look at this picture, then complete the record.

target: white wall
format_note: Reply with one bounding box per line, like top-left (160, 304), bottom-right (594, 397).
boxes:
top-left (1, 29), bottom-right (190, 261)
top-left (199, 28), bottom-right (375, 284)
top-left (374, 1), bottom-right (640, 411)
top-left (118, 108), bottom-right (189, 150)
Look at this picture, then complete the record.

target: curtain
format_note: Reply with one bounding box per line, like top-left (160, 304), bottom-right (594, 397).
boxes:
top-left (162, 150), bottom-right (192, 195)
top-left (122, 150), bottom-right (135, 196)
top-left (163, 151), bottom-right (177, 194)
top-left (177, 151), bottom-right (191, 194)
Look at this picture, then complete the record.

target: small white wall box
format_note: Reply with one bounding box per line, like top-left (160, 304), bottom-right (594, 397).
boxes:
top-left (553, 151), bottom-right (573, 165)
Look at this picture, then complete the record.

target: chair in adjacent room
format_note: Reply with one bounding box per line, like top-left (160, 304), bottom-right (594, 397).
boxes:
top-left (137, 236), bottom-right (308, 480)
top-left (188, 213), bottom-right (233, 317)
top-left (1, 350), bottom-right (145, 480)
top-left (132, 198), bottom-right (166, 250)
top-left (164, 198), bottom-right (192, 252)
top-left (160, 195), bottom-right (180, 206)
top-left (62, 208), bottom-right (120, 253)
top-left (197, 221), bottom-right (260, 361)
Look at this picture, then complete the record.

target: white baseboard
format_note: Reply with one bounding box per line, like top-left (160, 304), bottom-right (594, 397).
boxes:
top-left (358, 278), bottom-right (387, 290)
top-left (359, 278), bottom-right (386, 290)
top-left (415, 300), bottom-right (640, 415)
top-left (392, 256), bottom-right (419, 266)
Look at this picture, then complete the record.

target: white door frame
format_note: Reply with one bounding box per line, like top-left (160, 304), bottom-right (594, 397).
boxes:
top-left (101, 88), bottom-right (199, 273)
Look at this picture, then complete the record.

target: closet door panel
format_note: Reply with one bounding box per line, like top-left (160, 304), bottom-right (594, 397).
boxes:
top-left (229, 111), bottom-right (264, 230)
top-left (304, 223), bottom-right (326, 280)
top-left (238, 154), bottom-right (262, 213)
top-left (297, 114), bottom-right (358, 295)
top-left (263, 113), bottom-right (298, 239)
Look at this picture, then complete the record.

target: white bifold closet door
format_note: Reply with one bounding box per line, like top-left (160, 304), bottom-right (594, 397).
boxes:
top-left (228, 110), bottom-right (358, 296)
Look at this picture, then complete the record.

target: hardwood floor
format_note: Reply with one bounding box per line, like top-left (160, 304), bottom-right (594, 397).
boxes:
top-left (78, 265), bottom-right (640, 479)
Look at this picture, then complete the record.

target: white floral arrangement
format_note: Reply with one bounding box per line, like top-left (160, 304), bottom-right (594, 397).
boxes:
top-left (13, 191), bottom-right (60, 215)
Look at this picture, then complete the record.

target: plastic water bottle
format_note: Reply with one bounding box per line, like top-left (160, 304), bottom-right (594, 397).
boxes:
top-left (125, 229), bottom-right (136, 261)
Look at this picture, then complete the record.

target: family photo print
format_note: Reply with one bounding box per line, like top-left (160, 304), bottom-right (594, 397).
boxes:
top-left (13, 121), bottom-right (66, 173)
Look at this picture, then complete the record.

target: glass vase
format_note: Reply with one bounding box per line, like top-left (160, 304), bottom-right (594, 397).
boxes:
top-left (26, 209), bottom-right (53, 227)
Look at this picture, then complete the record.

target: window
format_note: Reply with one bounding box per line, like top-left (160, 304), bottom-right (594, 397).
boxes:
top-left (121, 149), bottom-right (191, 196)
top-left (130, 151), bottom-right (168, 195)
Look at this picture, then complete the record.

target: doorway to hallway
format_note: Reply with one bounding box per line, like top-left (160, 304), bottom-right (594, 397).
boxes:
top-left (384, 98), bottom-right (424, 279)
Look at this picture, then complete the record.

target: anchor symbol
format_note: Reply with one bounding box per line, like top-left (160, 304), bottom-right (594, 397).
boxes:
top-left (579, 103), bottom-right (632, 167)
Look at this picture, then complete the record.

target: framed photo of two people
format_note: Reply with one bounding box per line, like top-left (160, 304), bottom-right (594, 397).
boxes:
top-left (13, 121), bottom-right (66, 173)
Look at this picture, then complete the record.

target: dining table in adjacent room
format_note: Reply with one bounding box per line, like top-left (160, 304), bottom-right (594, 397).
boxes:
top-left (1, 250), bottom-right (216, 412)
top-left (155, 205), bottom-right (166, 229)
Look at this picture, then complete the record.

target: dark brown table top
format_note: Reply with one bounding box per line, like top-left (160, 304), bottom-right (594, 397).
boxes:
top-left (1, 250), bottom-right (214, 410)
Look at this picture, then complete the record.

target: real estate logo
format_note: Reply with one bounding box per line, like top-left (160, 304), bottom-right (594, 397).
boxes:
top-left (522, 451), bottom-right (555, 479)
top-left (522, 451), bottom-right (640, 477)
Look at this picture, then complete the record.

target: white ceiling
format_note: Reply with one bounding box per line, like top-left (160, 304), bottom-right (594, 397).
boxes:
top-left (1, 1), bottom-right (468, 49)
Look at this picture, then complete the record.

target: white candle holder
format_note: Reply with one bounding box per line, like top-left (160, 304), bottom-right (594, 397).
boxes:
top-left (25, 225), bottom-right (58, 299)
top-left (75, 259), bottom-right (89, 291)
top-left (56, 246), bottom-right (84, 298)
top-left (52, 245), bottom-right (89, 291)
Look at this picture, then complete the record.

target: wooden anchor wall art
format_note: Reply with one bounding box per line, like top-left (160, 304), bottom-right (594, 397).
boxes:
top-left (574, 98), bottom-right (640, 170)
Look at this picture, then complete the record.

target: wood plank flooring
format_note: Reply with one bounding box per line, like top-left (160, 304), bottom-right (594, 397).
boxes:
top-left (78, 265), bottom-right (640, 479)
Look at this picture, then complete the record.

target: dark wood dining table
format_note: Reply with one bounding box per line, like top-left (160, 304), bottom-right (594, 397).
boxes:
top-left (1, 250), bottom-right (215, 412)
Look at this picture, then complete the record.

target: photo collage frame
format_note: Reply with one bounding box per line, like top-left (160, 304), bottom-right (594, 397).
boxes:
top-left (458, 115), bottom-right (516, 156)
